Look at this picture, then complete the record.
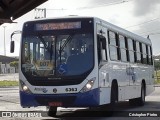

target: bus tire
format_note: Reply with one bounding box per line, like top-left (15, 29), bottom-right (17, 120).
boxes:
top-left (47, 106), bottom-right (57, 117)
top-left (136, 83), bottom-right (145, 106)
top-left (102, 82), bottom-right (118, 116)
top-left (110, 81), bottom-right (118, 110)
top-left (129, 83), bottom-right (145, 106)
top-left (129, 98), bottom-right (137, 106)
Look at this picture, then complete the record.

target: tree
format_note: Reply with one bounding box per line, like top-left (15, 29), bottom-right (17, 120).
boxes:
top-left (154, 61), bottom-right (160, 70)
top-left (10, 61), bottom-right (19, 69)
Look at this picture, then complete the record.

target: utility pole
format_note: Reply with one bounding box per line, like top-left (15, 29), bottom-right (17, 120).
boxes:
top-left (3, 26), bottom-right (6, 56)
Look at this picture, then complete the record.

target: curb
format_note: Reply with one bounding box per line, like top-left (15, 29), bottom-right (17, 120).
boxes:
top-left (0, 86), bottom-right (18, 88)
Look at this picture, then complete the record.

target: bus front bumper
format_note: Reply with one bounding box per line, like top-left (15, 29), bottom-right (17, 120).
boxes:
top-left (20, 88), bottom-right (100, 107)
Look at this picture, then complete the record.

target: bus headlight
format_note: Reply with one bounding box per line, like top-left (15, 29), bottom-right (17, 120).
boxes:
top-left (86, 83), bottom-right (92, 89)
top-left (20, 80), bottom-right (32, 94)
top-left (80, 77), bottom-right (96, 93)
top-left (22, 85), bottom-right (28, 91)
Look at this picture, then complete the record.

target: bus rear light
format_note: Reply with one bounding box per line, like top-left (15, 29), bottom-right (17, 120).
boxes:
top-left (80, 77), bottom-right (96, 93)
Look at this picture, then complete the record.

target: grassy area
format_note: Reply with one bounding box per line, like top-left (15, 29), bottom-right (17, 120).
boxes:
top-left (0, 80), bottom-right (19, 87)
top-left (155, 80), bottom-right (160, 84)
top-left (154, 70), bottom-right (160, 84)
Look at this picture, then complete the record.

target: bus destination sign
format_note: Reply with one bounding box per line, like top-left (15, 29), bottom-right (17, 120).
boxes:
top-left (35, 21), bottom-right (81, 31)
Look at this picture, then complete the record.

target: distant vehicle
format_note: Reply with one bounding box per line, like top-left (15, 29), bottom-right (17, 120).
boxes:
top-left (11, 16), bottom-right (154, 116)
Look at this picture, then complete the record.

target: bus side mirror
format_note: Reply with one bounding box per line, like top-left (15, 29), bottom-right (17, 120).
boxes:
top-left (10, 41), bottom-right (15, 53)
top-left (10, 30), bottom-right (22, 53)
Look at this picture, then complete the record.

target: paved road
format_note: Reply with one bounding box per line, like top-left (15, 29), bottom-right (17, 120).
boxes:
top-left (0, 73), bottom-right (19, 81)
top-left (0, 87), bottom-right (160, 120)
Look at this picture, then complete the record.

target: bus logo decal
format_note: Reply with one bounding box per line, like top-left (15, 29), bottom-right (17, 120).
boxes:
top-left (34, 88), bottom-right (48, 93)
top-left (42, 88), bottom-right (48, 93)
top-left (53, 88), bottom-right (57, 93)
top-left (58, 64), bottom-right (67, 74)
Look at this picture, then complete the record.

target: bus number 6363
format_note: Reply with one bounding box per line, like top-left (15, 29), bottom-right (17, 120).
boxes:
top-left (65, 88), bottom-right (77, 92)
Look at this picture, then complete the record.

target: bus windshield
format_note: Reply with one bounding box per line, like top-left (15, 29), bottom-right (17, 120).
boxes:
top-left (21, 33), bottom-right (94, 77)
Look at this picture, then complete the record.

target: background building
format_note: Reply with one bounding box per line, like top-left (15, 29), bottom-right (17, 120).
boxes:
top-left (0, 55), bottom-right (18, 74)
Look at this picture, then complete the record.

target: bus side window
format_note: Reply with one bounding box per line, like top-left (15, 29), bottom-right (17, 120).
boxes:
top-left (139, 42), bottom-right (143, 63)
top-left (128, 38), bottom-right (135, 63)
top-left (146, 44), bottom-right (149, 64)
top-left (97, 34), bottom-right (107, 63)
top-left (150, 46), bottom-right (153, 65)
top-left (119, 35), bottom-right (127, 62)
top-left (108, 31), bottom-right (118, 61)
top-left (148, 46), bottom-right (153, 65)
top-left (136, 41), bottom-right (141, 63)
top-left (142, 43), bottom-right (147, 64)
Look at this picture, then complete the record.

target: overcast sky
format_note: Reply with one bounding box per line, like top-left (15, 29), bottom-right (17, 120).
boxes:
top-left (0, 0), bottom-right (160, 56)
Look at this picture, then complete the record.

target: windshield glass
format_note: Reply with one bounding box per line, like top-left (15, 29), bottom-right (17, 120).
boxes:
top-left (21, 33), bottom-right (94, 77)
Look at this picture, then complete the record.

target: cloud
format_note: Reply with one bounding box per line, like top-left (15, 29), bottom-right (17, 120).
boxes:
top-left (81, 0), bottom-right (123, 9)
top-left (133, 0), bottom-right (160, 16)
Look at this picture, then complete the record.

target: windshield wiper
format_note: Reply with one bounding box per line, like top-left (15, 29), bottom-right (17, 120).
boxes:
top-left (60, 35), bottom-right (73, 51)
top-left (38, 35), bottom-right (50, 52)
top-left (59, 35), bottom-right (73, 64)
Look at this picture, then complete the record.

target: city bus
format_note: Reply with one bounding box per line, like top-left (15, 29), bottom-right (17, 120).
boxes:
top-left (11, 16), bottom-right (154, 116)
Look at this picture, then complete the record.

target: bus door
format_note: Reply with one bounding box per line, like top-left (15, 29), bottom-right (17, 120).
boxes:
top-left (127, 38), bottom-right (136, 86)
top-left (97, 23), bottom-right (110, 104)
top-left (96, 23), bottom-right (109, 87)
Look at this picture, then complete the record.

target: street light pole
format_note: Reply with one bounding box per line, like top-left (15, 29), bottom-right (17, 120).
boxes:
top-left (3, 26), bottom-right (6, 56)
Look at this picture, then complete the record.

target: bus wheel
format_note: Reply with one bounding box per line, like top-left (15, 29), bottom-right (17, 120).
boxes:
top-left (129, 83), bottom-right (145, 106)
top-left (47, 106), bottom-right (57, 117)
top-left (103, 83), bottom-right (118, 116)
top-left (129, 98), bottom-right (136, 106)
top-left (137, 83), bottom-right (145, 106)
top-left (110, 82), bottom-right (118, 110)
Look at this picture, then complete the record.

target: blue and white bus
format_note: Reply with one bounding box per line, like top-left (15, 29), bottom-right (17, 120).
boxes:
top-left (11, 16), bottom-right (154, 116)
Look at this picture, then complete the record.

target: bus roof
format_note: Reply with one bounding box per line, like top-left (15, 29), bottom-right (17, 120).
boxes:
top-left (25, 16), bottom-right (152, 45)
top-left (94, 17), bottom-right (152, 45)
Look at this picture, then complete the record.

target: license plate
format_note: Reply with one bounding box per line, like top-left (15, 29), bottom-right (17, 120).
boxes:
top-left (49, 102), bottom-right (62, 107)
